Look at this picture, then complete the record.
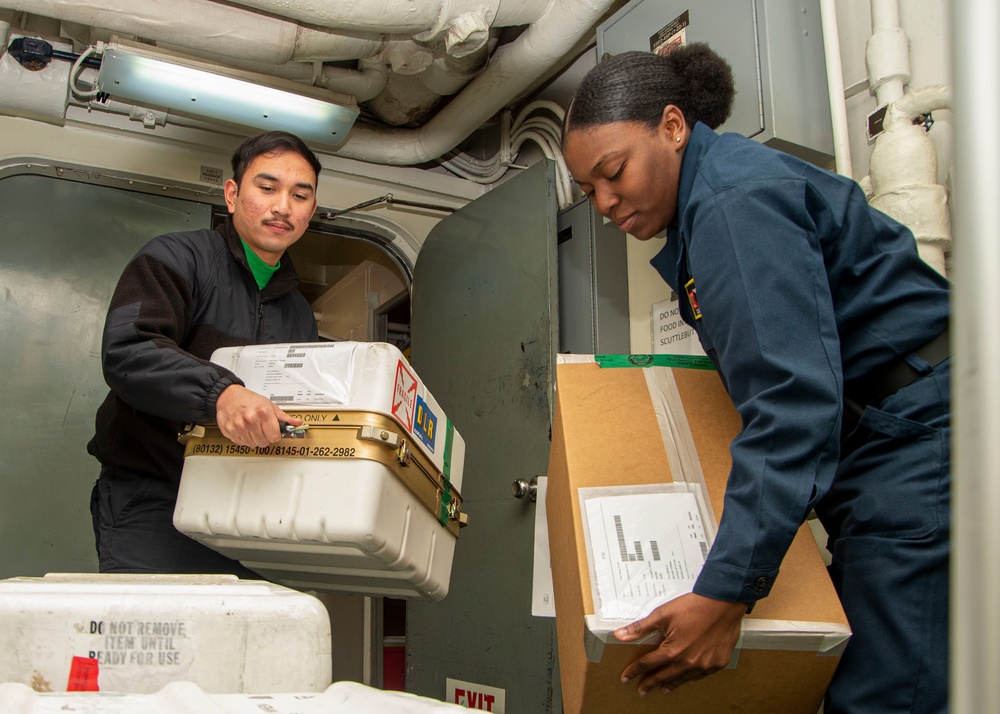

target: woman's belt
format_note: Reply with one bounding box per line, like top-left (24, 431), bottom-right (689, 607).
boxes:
top-left (843, 326), bottom-right (950, 432)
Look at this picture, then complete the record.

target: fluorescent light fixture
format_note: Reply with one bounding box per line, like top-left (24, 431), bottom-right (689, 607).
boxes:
top-left (97, 48), bottom-right (359, 146)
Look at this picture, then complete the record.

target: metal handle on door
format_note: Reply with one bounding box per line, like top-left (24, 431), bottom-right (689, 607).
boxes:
top-left (511, 476), bottom-right (538, 502)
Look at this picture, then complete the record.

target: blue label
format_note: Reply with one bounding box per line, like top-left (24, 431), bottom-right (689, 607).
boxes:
top-left (413, 395), bottom-right (437, 452)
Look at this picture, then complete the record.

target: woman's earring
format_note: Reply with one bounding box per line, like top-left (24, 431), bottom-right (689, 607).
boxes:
top-left (675, 137), bottom-right (681, 143)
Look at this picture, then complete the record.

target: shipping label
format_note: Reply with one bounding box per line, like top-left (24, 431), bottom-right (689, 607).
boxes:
top-left (413, 395), bottom-right (437, 452)
top-left (392, 360), bottom-right (418, 431)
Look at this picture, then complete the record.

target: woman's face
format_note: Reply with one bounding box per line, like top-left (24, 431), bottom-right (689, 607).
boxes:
top-left (563, 109), bottom-right (687, 240)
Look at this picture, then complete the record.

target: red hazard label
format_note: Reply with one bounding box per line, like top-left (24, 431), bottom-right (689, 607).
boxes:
top-left (67, 656), bottom-right (100, 691)
top-left (392, 360), bottom-right (418, 430)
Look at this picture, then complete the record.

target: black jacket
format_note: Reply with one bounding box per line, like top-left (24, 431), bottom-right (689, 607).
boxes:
top-left (88, 216), bottom-right (318, 484)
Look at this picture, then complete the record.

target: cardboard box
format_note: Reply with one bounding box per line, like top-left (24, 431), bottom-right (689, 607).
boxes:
top-left (546, 359), bottom-right (850, 713)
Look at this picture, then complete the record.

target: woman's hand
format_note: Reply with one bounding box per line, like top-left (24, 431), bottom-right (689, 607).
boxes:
top-left (615, 592), bottom-right (747, 696)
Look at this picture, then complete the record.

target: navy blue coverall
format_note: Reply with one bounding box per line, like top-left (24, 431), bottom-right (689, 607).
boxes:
top-left (650, 122), bottom-right (951, 713)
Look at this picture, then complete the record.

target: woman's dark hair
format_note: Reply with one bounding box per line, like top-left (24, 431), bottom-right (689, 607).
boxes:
top-left (565, 44), bottom-right (736, 136)
top-left (231, 131), bottom-right (323, 187)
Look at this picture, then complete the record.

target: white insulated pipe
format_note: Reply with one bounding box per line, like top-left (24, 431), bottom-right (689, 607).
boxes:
top-left (883, 85), bottom-right (952, 132)
top-left (819, 0), bottom-right (854, 178)
top-left (224, 0), bottom-right (552, 35)
top-left (365, 43), bottom-right (490, 126)
top-left (0, 0), bottom-right (382, 65)
top-left (0, 32), bottom-right (72, 126)
top-left (951, 0), bottom-right (1000, 711)
top-left (863, 0), bottom-right (950, 275)
top-left (314, 60), bottom-right (391, 103)
top-left (869, 85), bottom-right (952, 275)
top-left (418, 43), bottom-right (493, 97)
top-left (866, 0), bottom-right (910, 105)
top-left (332, 0), bottom-right (618, 165)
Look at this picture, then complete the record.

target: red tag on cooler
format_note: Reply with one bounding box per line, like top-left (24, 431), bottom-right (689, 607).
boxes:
top-left (67, 655), bottom-right (99, 691)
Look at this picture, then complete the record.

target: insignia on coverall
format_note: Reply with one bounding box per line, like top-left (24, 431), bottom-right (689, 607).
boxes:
top-left (685, 278), bottom-right (702, 320)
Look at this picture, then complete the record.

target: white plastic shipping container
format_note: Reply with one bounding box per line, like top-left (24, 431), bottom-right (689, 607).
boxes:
top-left (173, 342), bottom-right (467, 601)
top-left (0, 574), bottom-right (332, 694)
top-left (0, 680), bottom-right (467, 713)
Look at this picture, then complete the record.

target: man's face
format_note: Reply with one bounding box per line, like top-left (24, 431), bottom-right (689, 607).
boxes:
top-left (224, 149), bottom-right (318, 265)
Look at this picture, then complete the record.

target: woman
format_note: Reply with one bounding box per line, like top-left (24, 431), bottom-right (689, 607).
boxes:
top-left (561, 45), bottom-right (950, 714)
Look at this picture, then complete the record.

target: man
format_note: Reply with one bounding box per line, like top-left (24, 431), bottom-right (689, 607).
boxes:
top-left (88, 131), bottom-right (322, 576)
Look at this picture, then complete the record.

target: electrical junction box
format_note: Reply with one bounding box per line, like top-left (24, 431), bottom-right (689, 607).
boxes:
top-left (596, 0), bottom-right (835, 166)
top-left (174, 342), bottom-right (466, 601)
top-left (557, 197), bottom-right (631, 355)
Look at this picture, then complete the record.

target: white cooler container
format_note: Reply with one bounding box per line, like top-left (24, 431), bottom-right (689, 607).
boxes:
top-left (0, 574), bottom-right (331, 694)
top-left (174, 342), bottom-right (467, 601)
top-left (0, 681), bottom-right (467, 713)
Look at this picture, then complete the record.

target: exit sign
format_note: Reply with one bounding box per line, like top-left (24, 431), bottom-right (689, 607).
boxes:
top-left (446, 678), bottom-right (506, 712)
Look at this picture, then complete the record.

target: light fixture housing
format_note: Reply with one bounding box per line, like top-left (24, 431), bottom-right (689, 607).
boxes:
top-left (96, 44), bottom-right (359, 147)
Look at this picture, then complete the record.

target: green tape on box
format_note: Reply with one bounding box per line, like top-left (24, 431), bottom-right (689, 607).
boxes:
top-left (438, 487), bottom-right (452, 527)
top-left (438, 420), bottom-right (456, 526)
top-left (443, 420), bottom-right (454, 479)
top-left (594, 354), bottom-right (716, 370)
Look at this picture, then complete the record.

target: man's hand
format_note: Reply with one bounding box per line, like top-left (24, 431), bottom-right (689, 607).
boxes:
top-left (615, 592), bottom-right (747, 696)
top-left (215, 384), bottom-right (303, 447)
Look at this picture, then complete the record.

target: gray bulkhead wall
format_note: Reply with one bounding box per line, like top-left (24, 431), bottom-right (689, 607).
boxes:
top-left (0, 173), bottom-right (212, 579)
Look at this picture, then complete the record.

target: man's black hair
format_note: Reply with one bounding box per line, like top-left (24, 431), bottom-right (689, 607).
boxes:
top-left (230, 131), bottom-right (322, 187)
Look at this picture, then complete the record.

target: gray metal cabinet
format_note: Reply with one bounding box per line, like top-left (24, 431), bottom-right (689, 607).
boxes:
top-left (596, 0), bottom-right (834, 163)
top-left (557, 197), bottom-right (630, 355)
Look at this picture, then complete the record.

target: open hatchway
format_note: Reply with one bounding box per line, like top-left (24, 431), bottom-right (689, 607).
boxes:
top-left (211, 209), bottom-right (413, 354)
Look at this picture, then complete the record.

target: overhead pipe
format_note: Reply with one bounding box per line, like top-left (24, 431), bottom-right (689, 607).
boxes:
top-left (819, 0), bottom-right (854, 178)
top-left (868, 85), bottom-right (952, 275)
top-left (416, 41), bottom-right (494, 97)
top-left (378, 35), bottom-right (436, 75)
top-left (866, 0), bottom-right (910, 106)
top-left (315, 60), bottom-right (391, 103)
top-left (0, 0), bottom-right (383, 65)
top-left (223, 0), bottom-right (551, 38)
top-left (0, 11), bottom-right (10, 51)
top-left (862, 0), bottom-right (951, 276)
top-left (331, 0), bottom-right (619, 165)
top-left (366, 72), bottom-right (446, 127)
top-left (365, 39), bottom-right (492, 125)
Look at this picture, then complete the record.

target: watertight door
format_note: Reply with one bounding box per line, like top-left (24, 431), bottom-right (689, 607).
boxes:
top-left (408, 160), bottom-right (560, 712)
